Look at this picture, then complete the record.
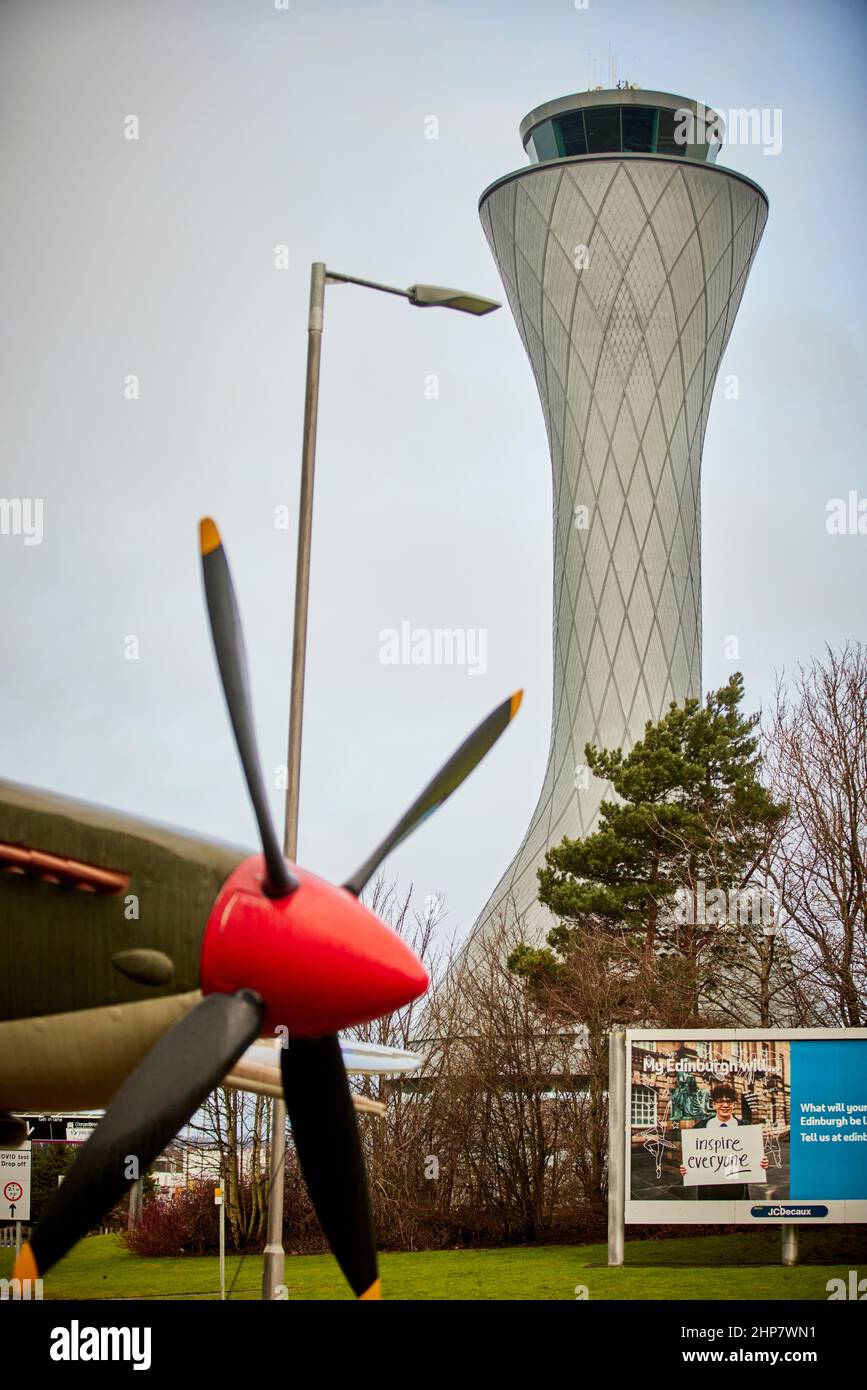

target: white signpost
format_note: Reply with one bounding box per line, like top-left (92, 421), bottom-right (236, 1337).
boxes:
top-left (0, 1141), bottom-right (31, 1221)
top-left (215, 1184), bottom-right (225, 1302)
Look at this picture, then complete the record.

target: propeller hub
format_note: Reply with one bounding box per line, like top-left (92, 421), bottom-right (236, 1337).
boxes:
top-left (200, 855), bottom-right (429, 1037)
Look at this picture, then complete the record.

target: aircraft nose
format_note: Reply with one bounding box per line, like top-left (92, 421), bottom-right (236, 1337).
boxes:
top-left (270, 885), bottom-right (429, 1037)
top-left (200, 857), bottom-right (430, 1037)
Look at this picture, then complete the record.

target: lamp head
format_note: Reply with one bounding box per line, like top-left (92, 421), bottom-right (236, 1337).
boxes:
top-left (407, 284), bottom-right (501, 315)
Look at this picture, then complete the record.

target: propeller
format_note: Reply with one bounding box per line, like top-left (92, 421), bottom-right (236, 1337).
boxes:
top-left (14, 517), bottom-right (522, 1301)
top-left (199, 518), bottom-right (297, 899)
top-left (201, 514), bottom-right (380, 1294)
top-left (282, 1036), bottom-right (379, 1298)
top-left (14, 990), bottom-right (263, 1283)
top-left (343, 688), bottom-right (523, 895)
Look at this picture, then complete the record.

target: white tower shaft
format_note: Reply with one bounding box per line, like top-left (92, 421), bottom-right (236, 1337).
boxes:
top-left (473, 148), bottom-right (768, 946)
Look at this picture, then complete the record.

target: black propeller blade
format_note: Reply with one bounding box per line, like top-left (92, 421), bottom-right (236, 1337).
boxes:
top-left (200, 517), bottom-right (297, 898)
top-left (201, 519), bottom-right (380, 1298)
top-left (275, 696), bottom-right (524, 1298)
top-left (281, 1035), bottom-right (379, 1300)
top-left (15, 990), bottom-right (264, 1280)
top-left (343, 689), bottom-right (523, 895)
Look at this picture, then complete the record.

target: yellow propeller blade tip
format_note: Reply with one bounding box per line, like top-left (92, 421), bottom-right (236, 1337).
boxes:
top-left (359, 1278), bottom-right (382, 1300)
top-left (199, 517), bottom-right (221, 555)
top-left (510, 689), bottom-right (524, 720)
top-left (12, 1241), bottom-right (39, 1283)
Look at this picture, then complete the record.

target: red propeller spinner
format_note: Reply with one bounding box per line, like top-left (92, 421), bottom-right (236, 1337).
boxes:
top-left (201, 856), bottom-right (429, 1037)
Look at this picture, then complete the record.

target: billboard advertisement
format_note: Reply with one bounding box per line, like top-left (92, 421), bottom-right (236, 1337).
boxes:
top-left (626, 1030), bottom-right (867, 1224)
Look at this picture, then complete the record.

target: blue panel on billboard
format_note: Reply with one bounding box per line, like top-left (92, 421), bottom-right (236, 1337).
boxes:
top-left (790, 1042), bottom-right (867, 1199)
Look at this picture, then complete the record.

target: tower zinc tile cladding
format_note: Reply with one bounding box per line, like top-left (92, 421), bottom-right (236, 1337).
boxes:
top-left (471, 90), bottom-right (768, 948)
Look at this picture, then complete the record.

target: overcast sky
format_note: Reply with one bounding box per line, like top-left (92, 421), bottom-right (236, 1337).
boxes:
top-left (1, 0), bottom-right (865, 948)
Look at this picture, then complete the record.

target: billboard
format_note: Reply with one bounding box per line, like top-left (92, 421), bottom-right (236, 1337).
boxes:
top-left (625, 1030), bottom-right (867, 1224)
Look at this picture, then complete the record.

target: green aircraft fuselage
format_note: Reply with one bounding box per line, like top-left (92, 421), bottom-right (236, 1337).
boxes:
top-left (0, 779), bottom-right (246, 1022)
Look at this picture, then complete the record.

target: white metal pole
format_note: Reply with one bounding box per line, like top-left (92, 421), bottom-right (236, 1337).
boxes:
top-left (259, 261), bottom-right (494, 1301)
top-left (127, 1177), bottom-right (143, 1230)
top-left (219, 1189), bottom-right (226, 1301)
top-left (607, 1025), bottom-right (626, 1267)
top-left (261, 261), bottom-right (327, 1303)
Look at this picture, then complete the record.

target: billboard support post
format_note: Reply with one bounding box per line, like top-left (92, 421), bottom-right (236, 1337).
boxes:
top-left (781, 1225), bottom-right (799, 1266)
top-left (608, 1024), bottom-right (626, 1267)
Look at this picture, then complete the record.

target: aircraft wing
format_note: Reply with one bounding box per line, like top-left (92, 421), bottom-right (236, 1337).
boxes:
top-left (223, 1038), bottom-right (426, 1115)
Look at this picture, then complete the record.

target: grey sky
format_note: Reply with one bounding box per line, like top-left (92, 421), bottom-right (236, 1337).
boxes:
top-left (1, 0), bottom-right (865, 947)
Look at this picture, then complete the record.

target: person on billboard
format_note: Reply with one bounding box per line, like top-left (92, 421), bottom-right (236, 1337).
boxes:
top-left (679, 1083), bottom-right (769, 1199)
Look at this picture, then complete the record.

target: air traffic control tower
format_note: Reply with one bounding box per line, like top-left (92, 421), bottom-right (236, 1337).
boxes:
top-left (471, 89), bottom-right (768, 947)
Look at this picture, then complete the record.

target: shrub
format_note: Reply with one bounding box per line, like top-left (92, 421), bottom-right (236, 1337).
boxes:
top-left (120, 1181), bottom-right (221, 1257)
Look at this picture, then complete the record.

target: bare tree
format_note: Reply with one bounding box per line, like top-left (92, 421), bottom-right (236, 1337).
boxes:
top-left (764, 643), bottom-right (867, 1026)
top-left (344, 885), bottom-right (607, 1245)
top-left (183, 1088), bottom-right (271, 1250)
top-left (348, 878), bottom-right (448, 1249)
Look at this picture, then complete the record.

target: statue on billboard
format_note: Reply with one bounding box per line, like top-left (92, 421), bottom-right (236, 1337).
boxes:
top-left (669, 1073), bottom-right (712, 1126)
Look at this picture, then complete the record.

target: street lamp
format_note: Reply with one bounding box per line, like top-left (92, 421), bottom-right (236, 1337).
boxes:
top-left (261, 263), bottom-right (500, 1301)
top-left (325, 269), bottom-right (501, 315)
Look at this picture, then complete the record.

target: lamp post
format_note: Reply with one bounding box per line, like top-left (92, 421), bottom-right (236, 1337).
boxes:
top-left (261, 263), bottom-right (500, 1301)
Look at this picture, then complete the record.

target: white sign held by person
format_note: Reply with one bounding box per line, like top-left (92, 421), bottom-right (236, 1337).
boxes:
top-left (681, 1126), bottom-right (766, 1186)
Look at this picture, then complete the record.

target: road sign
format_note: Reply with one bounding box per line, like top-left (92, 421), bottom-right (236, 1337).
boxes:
top-left (15, 1114), bottom-right (101, 1145)
top-left (65, 1121), bottom-right (99, 1144)
top-left (0, 1142), bottom-right (31, 1220)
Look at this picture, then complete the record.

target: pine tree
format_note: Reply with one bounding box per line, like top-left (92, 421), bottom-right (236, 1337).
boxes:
top-left (510, 674), bottom-right (787, 1021)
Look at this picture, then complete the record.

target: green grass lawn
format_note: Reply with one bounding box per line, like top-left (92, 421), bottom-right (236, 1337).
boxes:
top-left (3, 1228), bottom-right (865, 1300)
